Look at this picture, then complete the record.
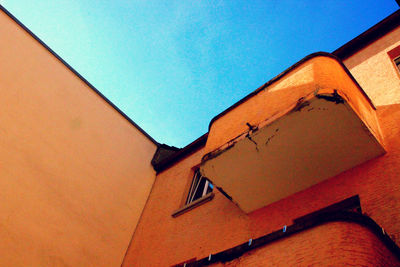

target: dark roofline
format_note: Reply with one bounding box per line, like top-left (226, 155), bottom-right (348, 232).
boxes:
top-left (155, 51), bottom-right (375, 171)
top-left (0, 4), bottom-right (159, 146)
top-left (152, 133), bottom-right (208, 173)
top-left (149, 10), bottom-right (400, 170)
top-left (333, 9), bottom-right (400, 60)
top-left (180, 211), bottom-right (400, 266)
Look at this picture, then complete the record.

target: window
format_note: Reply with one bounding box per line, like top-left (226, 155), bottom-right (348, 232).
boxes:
top-left (387, 45), bottom-right (400, 74)
top-left (395, 56), bottom-right (400, 73)
top-left (185, 169), bottom-right (213, 204)
top-left (171, 169), bottom-right (214, 217)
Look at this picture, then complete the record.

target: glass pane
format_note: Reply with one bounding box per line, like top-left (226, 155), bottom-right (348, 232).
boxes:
top-left (192, 178), bottom-right (207, 201)
top-left (395, 57), bottom-right (400, 72)
top-left (186, 171), bottom-right (201, 204)
top-left (206, 182), bottom-right (213, 194)
top-left (186, 170), bottom-right (214, 204)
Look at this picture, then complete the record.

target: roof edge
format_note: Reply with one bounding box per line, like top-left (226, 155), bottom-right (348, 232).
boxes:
top-left (333, 9), bottom-right (400, 60)
top-left (0, 4), bottom-right (159, 146)
top-left (179, 9), bottom-right (400, 151)
top-left (155, 52), bottom-right (375, 170)
top-left (153, 133), bottom-right (208, 173)
top-left (207, 52), bottom-right (375, 131)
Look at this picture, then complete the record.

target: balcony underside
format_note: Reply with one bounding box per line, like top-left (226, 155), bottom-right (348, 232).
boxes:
top-left (201, 94), bottom-right (384, 212)
top-left (199, 54), bottom-right (386, 213)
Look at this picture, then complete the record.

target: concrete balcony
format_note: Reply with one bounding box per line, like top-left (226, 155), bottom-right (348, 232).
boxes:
top-left (200, 53), bottom-right (385, 213)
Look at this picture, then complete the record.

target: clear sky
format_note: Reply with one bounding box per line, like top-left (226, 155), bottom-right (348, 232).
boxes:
top-left (1, 1), bottom-right (399, 147)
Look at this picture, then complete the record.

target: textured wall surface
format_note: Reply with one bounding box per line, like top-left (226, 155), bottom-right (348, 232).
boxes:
top-left (344, 26), bottom-right (400, 106)
top-left (210, 222), bottom-right (399, 267)
top-left (0, 9), bottom-right (157, 267)
top-left (123, 103), bottom-right (400, 266)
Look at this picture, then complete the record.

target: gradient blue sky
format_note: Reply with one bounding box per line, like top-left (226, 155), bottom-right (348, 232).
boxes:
top-left (1, 1), bottom-right (398, 147)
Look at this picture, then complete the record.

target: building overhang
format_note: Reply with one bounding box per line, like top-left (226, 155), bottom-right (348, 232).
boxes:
top-left (200, 53), bottom-right (385, 213)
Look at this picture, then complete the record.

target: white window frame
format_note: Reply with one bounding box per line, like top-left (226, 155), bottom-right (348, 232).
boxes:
top-left (186, 169), bottom-right (213, 205)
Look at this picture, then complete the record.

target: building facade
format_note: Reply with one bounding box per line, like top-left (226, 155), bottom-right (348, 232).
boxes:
top-left (122, 10), bottom-right (400, 267)
top-left (1, 4), bottom-right (400, 267)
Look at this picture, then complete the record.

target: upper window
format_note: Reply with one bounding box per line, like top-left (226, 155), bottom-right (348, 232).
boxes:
top-left (394, 56), bottom-right (400, 73)
top-left (387, 45), bottom-right (400, 74)
top-left (186, 169), bottom-right (213, 204)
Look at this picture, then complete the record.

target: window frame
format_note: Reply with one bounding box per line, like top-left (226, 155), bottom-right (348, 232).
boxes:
top-left (185, 169), bottom-right (213, 205)
top-left (394, 56), bottom-right (400, 73)
top-left (171, 168), bottom-right (214, 218)
top-left (387, 45), bottom-right (400, 75)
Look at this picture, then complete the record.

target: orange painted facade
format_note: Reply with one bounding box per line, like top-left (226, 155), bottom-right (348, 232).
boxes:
top-left (1, 4), bottom-right (400, 267)
top-left (122, 103), bottom-right (400, 266)
top-left (204, 55), bottom-right (381, 157)
top-left (343, 27), bottom-right (400, 106)
top-left (123, 11), bottom-right (400, 267)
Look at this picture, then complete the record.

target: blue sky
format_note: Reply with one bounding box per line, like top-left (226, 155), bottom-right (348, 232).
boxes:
top-left (1, 1), bottom-right (398, 147)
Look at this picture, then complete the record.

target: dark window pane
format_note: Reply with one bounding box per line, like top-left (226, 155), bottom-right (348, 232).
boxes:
top-left (192, 178), bottom-right (207, 201)
top-left (395, 57), bottom-right (400, 72)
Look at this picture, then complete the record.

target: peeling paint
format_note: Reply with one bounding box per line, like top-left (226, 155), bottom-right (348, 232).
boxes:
top-left (265, 134), bottom-right (276, 146)
top-left (316, 90), bottom-right (344, 104)
top-left (202, 91), bottom-right (344, 163)
top-left (246, 122), bottom-right (257, 131)
top-left (246, 134), bottom-right (259, 152)
top-left (292, 98), bottom-right (311, 112)
top-left (201, 142), bottom-right (236, 162)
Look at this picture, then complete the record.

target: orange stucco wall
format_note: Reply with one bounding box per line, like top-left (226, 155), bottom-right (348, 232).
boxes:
top-left (210, 222), bottom-right (399, 266)
top-left (122, 20), bottom-right (400, 267)
top-left (0, 9), bottom-right (157, 267)
top-left (204, 55), bottom-right (382, 157)
top-left (123, 103), bottom-right (400, 266)
top-left (343, 26), bottom-right (400, 106)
